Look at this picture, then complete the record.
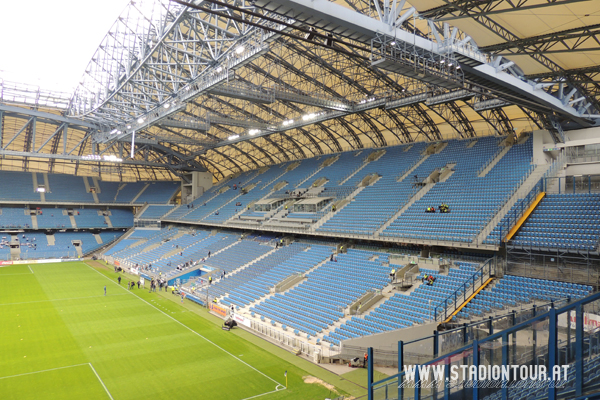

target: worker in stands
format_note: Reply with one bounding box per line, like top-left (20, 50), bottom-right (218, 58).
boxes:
top-left (390, 268), bottom-right (396, 282)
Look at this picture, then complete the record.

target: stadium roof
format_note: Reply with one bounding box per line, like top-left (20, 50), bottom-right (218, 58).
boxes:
top-left (1, 0), bottom-right (598, 180)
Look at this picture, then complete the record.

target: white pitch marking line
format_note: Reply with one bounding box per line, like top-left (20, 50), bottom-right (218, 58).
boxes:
top-left (0, 293), bottom-right (129, 307)
top-left (28, 265), bottom-right (34, 274)
top-left (84, 262), bottom-right (285, 388)
top-left (0, 273), bottom-right (34, 276)
top-left (0, 363), bottom-right (89, 380)
top-left (88, 363), bottom-right (114, 400)
top-left (239, 387), bottom-right (287, 400)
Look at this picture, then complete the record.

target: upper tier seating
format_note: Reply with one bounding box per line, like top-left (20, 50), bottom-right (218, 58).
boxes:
top-left (0, 172), bottom-right (38, 201)
top-left (45, 174), bottom-right (94, 202)
top-left (317, 143), bottom-right (427, 235)
top-left (0, 171), bottom-right (178, 204)
top-left (135, 181), bottom-right (180, 203)
top-left (510, 194), bottom-right (600, 252)
top-left (137, 205), bottom-right (175, 220)
top-left (381, 137), bottom-right (533, 242)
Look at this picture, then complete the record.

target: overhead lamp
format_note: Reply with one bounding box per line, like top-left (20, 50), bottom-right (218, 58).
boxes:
top-left (164, 103), bottom-right (170, 109)
top-left (456, 65), bottom-right (461, 69)
top-left (216, 66), bottom-right (223, 73)
top-left (110, 129), bottom-right (118, 134)
top-left (448, 63), bottom-right (453, 67)
top-left (235, 46), bottom-right (245, 54)
top-left (103, 155), bottom-right (123, 162)
top-left (137, 117), bottom-right (145, 124)
top-left (249, 129), bottom-right (261, 135)
top-left (126, 124), bottom-right (132, 129)
top-left (228, 134), bottom-right (240, 140)
top-left (390, 40), bottom-right (396, 46)
top-left (440, 59), bottom-right (445, 64)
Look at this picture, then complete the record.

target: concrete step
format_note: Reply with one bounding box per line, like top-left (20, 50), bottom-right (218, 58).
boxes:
top-left (375, 182), bottom-right (436, 236)
top-left (475, 163), bottom-right (551, 244)
top-left (478, 145), bottom-right (511, 177)
top-left (131, 184), bottom-right (150, 203)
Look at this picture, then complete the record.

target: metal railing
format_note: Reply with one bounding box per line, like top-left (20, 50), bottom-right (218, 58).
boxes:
top-left (433, 257), bottom-right (496, 322)
top-left (493, 152), bottom-right (566, 245)
top-left (371, 291), bottom-right (600, 400)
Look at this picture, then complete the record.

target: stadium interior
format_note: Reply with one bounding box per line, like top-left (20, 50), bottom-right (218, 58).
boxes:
top-left (1, 0), bottom-right (600, 399)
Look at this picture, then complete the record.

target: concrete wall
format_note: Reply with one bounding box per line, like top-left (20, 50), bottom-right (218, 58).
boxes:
top-left (181, 171), bottom-right (213, 203)
top-left (564, 126), bottom-right (600, 144)
top-left (532, 130), bottom-right (555, 165)
top-left (342, 322), bottom-right (438, 353)
top-left (566, 163), bottom-right (600, 176)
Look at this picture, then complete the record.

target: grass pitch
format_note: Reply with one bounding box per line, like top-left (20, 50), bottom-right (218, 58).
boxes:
top-left (0, 261), bottom-right (349, 400)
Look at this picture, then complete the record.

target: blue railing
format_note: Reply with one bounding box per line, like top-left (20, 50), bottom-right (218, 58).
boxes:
top-left (369, 291), bottom-right (600, 400)
top-left (433, 257), bottom-right (496, 322)
top-left (400, 298), bottom-right (572, 366)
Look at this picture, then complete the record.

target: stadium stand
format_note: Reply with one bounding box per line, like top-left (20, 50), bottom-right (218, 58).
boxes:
top-left (324, 262), bottom-right (481, 345)
top-left (381, 137), bottom-right (534, 242)
top-left (44, 174), bottom-right (94, 202)
top-left (457, 274), bottom-right (593, 319)
top-left (250, 249), bottom-right (391, 337)
top-left (0, 172), bottom-right (38, 201)
top-left (0, 171), bottom-right (178, 205)
top-left (510, 193), bottom-right (600, 251)
top-left (136, 205), bottom-right (175, 220)
top-left (0, 208), bottom-right (33, 228)
top-left (220, 243), bottom-right (332, 308)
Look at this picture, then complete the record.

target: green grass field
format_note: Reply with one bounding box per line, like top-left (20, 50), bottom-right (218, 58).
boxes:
top-left (0, 261), bottom-right (357, 400)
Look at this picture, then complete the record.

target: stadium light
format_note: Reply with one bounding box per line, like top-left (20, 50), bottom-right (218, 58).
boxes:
top-left (228, 134), bottom-right (240, 140)
top-left (249, 129), bottom-right (261, 135)
top-left (137, 117), bottom-right (145, 124)
top-left (36, 187), bottom-right (46, 193)
top-left (235, 46), bottom-right (245, 54)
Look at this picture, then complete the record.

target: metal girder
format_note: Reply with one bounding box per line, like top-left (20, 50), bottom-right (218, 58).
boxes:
top-left (420, 0), bottom-right (590, 21)
top-left (3, 117), bottom-right (33, 150)
top-left (243, 60), bottom-right (342, 154)
top-left (475, 106), bottom-right (514, 135)
top-left (0, 148), bottom-right (186, 168)
top-left (427, 101), bottom-right (475, 138)
top-left (71, 0), bottom-right (284, 135)
top-left (527, 65), bottom-right (600, 80)
top-left (197, 96), bottom-right (295, 162)
top-left (436, 0), bottom-right (600, 119)
top-left (483, 24), bottom-right (600, 54)
top-left (36, 123), bottom-right (67, 153)
top-left (539, 113), bottom-right (566, 143)
top-left (0, 104), bottom-right (96, 130)
top-left (277, 39), bottom-right (429, 142)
